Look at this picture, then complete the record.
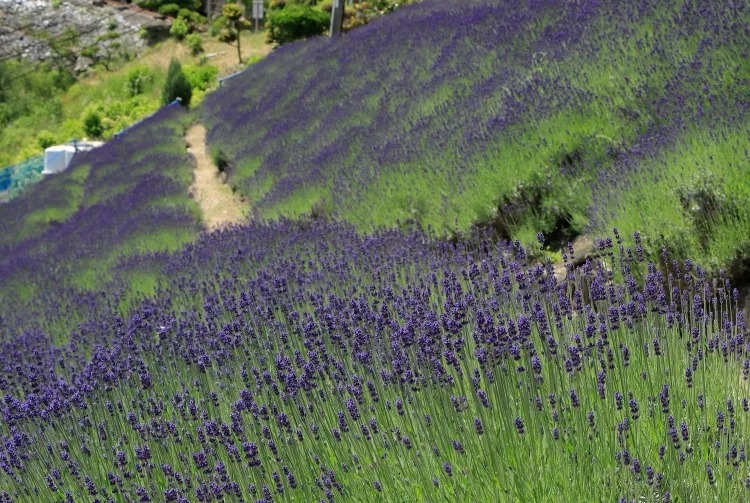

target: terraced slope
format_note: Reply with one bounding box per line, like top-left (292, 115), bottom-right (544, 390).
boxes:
top-left (0, 103), bottom-right (200, 335)
top-left (201, 0), bottom-right (749, 270)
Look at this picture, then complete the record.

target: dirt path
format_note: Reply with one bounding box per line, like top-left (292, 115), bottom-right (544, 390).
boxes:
top-left (185, 123), bottom-right (246, 231)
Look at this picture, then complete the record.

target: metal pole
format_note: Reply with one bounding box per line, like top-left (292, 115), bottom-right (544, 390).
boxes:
top-left (252, 0), bottom-right (263, 32)
top-left (330, 0), bottom-right (344, 37)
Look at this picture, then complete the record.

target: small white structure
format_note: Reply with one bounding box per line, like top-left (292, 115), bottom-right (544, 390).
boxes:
top-left (42, 141), bottom-right (103, 175)
top-left (42, 145), bottom-right (76, 175)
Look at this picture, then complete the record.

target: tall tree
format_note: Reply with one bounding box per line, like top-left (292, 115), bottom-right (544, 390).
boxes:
top-left (222, 2), bottom-right (252, 65)
top-left (161, 58), bottom-right (192, 106)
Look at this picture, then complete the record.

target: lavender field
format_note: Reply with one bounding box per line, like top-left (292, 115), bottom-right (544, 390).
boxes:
top-left (0, 102), bottom-right (201, 337)
top-left (1, 217), bottom-right (749, 501)
top-left (0, 0), bottom-right (750, 501)
top-left (202, 0), bottom-right (749, 269)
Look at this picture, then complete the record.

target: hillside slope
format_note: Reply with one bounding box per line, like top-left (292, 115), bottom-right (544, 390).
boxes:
top-left (2, 2), bottom-right (750, 501)
top-left (201, 0), bottom-right (749, 268)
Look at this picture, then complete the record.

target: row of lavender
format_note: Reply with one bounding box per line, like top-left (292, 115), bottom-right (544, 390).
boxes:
top-left (0, 217), bottom-right (747, 501)
top-left (201, 0), bottom-right (749, 237)
top-left (0, 103), bottom-right (201, 339)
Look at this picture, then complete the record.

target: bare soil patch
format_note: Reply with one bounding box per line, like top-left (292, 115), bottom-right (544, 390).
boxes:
top-left (185, 123), bottom-right (246, 231)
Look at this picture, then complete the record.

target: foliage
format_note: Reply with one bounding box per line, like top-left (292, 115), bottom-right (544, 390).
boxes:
top-left (1, 200), bottom-right (750, 501)
top-left (0, 60), bottom-right (71, 128)
top-left (0, 52), bottom-right (170, 168)
top-left (266, 3), bottom-right (329, 44)
top-left (36, 130), bottom-right (57, 150)
top-left (3, 2), bottom-right (750, 502)
top-left (183, 64), bottom-right (219, 91)
top-left (202, 0), bottom-right (749, 266)
top-left (82, 108), bottom-right (105, 138)
top-left (162, 58), bottom-right (193, 107)
top-left (159, 2), bottom-right (181, 17)
top-left (340, 0), bottom-right (410, 31)
top-left (220, 2), bottom-right (253, 64)
top-left (186, 33), bottom-right (204, 55)
top-left (209, 145), bottom-right (230, 173)
top-left (126, 66), bottom-right (154, 97)
top-left (142, 0), bottom-right (201, 14)
top-left (170, 17), bottom-right (190, 40)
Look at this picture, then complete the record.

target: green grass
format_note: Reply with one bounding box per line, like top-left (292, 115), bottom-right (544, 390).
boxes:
top-left (19, 163), bottom-right (91, 237)
top-left (601, 120), bottom-right (750, 273)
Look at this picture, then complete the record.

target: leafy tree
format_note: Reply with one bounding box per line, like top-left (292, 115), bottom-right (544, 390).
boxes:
top-left (222, 2), bottom-right (252, 65)
top-left (161, 58), bottom-right (193, 107)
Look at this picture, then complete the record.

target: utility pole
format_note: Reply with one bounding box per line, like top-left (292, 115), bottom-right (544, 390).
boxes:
top-left (207, 0), bottom-right (212, 20)
top-left (330, 0), bottom-right (344, 37)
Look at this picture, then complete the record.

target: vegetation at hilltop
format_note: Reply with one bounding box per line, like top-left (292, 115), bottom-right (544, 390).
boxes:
top-left (0, 0), bottom-right (749, 502)
top-left (0, 29), bottom-right (270, 202)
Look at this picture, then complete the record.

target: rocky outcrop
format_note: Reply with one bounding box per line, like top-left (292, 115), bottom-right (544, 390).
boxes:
top-left (0, 0), bottom-right (169, 71)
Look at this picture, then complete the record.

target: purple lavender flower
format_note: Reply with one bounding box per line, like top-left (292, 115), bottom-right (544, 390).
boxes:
top-left (569, 389), bottom-right (580, 408)
top-left (474, 417), bottom-right (484, 435)
top-left (443, 462), bottom-right (453, 477)
top-left (706, 462), bottom-right (715, 485)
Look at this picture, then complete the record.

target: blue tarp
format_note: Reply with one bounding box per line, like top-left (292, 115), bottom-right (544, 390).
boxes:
top-left (0, 154), bottom-right (44, 200)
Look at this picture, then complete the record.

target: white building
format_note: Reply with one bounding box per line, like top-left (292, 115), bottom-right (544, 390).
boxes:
top-left (42, 141), bottom-right (103, 175)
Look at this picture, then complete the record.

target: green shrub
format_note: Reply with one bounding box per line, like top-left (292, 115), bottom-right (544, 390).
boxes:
top-left (676, 170), bottom-right (737, 251)
top-left (161, 58), bottom-right (192, 107)
top-left (267, 4), bottom-right (330, 45)
top-left (218, 29), bottom-right (237, 43)
top-left (186, 34), bottom-right (204, 55)
top-left (158, 3), bottom-right (180, 17)
top-left (80, 46), bottom-right (99, 60)
top-left (82, 109), bottom-right (104, 138)
top-left (126, 66), bottom-right (153, 97)
top-left (36, 130), bottom-right (56, 150)
top-left (183, 64), bottom-right (218, 91)
top-left (269, 0), bottom-right (287, 10)
top-left (170, 18), bottom-right (190, 40)
top-left (209, 16), bottom-right (226, 36)
top-left (210, 146), bottom-right (229, 173)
